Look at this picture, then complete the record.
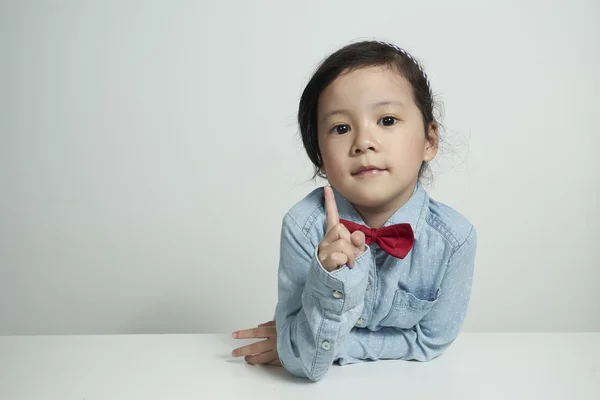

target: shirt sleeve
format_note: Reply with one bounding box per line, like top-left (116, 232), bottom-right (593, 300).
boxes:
top-left (336, 226), bottom-right (477, 364)
top-left (275, 213), bottom-right (372, 381)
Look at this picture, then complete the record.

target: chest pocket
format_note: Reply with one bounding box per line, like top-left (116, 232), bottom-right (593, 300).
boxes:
top-left (379, 288), bottom-right (439, 329)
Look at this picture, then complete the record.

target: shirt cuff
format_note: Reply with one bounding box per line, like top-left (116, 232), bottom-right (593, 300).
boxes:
top-left (304, 246), bottom-right (372, 314)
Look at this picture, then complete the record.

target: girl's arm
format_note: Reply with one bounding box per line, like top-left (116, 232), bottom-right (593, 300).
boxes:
top-left (335, 227), bottom-right (477, 364)
top-left (275, 213), bottom-right (372, 381)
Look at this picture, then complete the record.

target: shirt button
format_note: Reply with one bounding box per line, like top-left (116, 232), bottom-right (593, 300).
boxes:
top-left (367, 281), bottom-right (372, 290)
top-left (332, 290), bottom-right (344, 299)
top-left (321, 340), bottom-right (331, 351)
top-left (357, 318), bottom-right (365, 324)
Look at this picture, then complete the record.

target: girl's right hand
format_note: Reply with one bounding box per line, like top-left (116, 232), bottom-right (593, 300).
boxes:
top-left (318, 186), bottom-right (366, 272)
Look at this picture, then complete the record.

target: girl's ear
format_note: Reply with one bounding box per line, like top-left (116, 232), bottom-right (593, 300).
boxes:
top-left (423, 122), bottom-right (439, 162)
top-left (319, 165), bottom-right (327, 177)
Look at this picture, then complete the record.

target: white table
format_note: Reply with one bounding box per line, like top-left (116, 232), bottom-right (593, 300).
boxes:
top-left (1, 333), bottom-right (598, 399)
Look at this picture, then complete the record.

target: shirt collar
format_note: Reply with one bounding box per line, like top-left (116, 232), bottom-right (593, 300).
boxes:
top-left (333, 180), bottom-right (429, 236)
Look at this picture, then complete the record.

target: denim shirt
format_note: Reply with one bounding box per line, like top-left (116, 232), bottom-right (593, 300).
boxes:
top-left (274, 181), bottom-right (477, 381)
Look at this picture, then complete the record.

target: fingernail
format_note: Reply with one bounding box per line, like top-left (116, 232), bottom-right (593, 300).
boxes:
top-left (232, 332), bottom-right (238, 339)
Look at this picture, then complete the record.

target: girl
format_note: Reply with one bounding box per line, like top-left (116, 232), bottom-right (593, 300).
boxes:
top-left (231, 41), bottom-right (477, 381)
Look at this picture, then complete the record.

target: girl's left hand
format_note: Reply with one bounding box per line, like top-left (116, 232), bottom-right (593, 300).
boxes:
top-left (231, 320), bottom-right (282, 366)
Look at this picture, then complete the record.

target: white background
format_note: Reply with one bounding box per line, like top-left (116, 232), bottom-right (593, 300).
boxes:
top-left (1, 0), bottom-right (598, 335)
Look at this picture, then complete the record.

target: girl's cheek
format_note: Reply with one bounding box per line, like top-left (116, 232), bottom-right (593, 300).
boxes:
top-left (323, 155), bottom-right (344, 176)
top-left (391, 140), bottom-right (426, 167)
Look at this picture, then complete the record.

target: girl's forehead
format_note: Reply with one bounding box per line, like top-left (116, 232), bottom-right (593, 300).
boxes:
top-left (319, 66), bottom-right (413, 108)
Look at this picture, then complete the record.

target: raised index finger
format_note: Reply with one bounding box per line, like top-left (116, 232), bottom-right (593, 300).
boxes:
top-left (324, 185), bottom-right (340, 232)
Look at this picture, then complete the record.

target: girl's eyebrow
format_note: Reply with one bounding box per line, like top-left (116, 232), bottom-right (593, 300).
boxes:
top-left (373, 100), bottom-right (405, 108)
top-left (320, 100), bottom-right (405, 122)
top-left (321, 108), bottom-right (350, 121)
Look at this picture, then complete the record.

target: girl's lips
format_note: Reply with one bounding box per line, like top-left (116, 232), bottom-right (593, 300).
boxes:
top-left (352, 168), bottom-right (387, 176)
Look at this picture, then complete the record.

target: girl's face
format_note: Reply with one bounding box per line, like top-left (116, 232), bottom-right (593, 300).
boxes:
top-left (317, 65), bottom-right (437, 213)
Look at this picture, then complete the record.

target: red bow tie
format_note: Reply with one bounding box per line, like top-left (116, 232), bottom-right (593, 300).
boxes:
top-left (340, 219), bottom-right (414, 259)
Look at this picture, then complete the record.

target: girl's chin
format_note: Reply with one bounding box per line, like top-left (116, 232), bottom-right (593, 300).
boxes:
top-left (343, 191), bottom-right (394, 209)
top-left (339, 184), bottom-right (414, 209)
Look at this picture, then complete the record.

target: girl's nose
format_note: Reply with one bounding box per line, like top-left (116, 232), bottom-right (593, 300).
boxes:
top-left (351, 127), bottom-right (380, 155)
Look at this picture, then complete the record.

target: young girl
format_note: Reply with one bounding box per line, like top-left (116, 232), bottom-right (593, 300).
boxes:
top-left (231, 40), bottom-right (477, 381)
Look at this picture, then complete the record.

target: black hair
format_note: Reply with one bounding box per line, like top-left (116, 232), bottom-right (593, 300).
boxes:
top-left (298, 41), bottom-right (441, 182)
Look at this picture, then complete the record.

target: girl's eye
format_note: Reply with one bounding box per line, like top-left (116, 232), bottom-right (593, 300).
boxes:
top-left (332, 124), bottom-right (350, 134)
top-left (379, 116), bottom-right (398, 127)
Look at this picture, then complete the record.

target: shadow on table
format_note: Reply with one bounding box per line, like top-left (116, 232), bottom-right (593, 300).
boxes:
top-left (226, 359), bottom-right (308, 383)
top-left (217, 335), bottom-right (311, 384)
